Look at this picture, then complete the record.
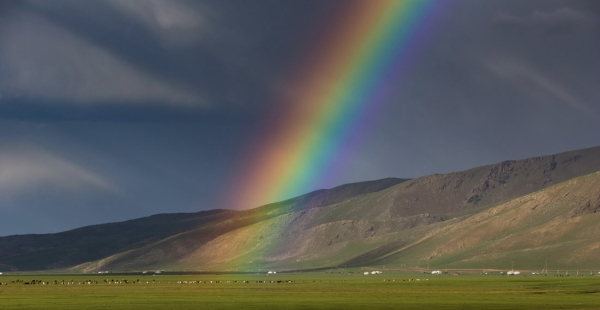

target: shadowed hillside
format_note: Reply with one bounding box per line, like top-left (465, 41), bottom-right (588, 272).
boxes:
top-left (0, 177), bottom-right (406, 271)
top-left (1, 146), bottom-right (599, 272)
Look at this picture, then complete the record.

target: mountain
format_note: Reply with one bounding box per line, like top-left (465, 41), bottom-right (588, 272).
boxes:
top-left (0, 177), bottom-right (407, 271)
top-left (1, 146), bottom-right (599, 272)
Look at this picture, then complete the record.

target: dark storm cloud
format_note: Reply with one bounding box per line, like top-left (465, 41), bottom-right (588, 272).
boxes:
top-left (0, 0), bottom-right (336, 124)
top-left (0, 0), bottom-right (598, 236)
top-left (0, 0), bottom-right (337, 236)
top-left (0, 2), bottom-right (206, 108)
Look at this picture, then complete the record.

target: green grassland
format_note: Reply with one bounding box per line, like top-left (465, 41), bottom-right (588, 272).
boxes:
top-left (1, 271), bottom-right (599, 309)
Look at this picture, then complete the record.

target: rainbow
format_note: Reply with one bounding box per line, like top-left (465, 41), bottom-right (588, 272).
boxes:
top-left (226, 0), bottom-right (442, 210)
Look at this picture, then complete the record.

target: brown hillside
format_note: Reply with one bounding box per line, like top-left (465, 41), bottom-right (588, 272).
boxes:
top-left (78, 146), bottom-right (600, 272)
top-left (1, 146), bottom-right (599, 272)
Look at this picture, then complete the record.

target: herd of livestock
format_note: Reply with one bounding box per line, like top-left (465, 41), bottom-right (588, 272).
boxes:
top-left (0, 277), bottom-right (429, 286)
top-left (0, 278), bottom-right (298, 285)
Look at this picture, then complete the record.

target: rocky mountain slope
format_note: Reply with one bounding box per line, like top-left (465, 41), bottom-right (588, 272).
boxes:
top-left (1, 146), bottom-right (599, 272)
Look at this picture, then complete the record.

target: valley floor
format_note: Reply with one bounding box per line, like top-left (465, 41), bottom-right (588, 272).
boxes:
top-left (1, 271), bottom-right (599, 309)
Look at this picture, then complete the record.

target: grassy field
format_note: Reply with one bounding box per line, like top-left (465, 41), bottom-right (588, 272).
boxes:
top-left (1, 270), bottom-right (599, 309)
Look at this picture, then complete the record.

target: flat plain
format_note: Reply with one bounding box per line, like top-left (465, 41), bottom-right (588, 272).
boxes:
top-left (1, 270), bottom-right (599, 309)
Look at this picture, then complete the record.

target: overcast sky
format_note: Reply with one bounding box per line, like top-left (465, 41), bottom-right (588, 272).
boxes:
top-left (0, 0), bottom-right (598, 236)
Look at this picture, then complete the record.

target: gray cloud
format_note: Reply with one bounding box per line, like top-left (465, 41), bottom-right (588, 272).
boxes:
top-left (0, 145), bottom-right (115, 204)
top-left (493, 7), bottom-right (597, 35)
top-left (0, 8), bottom-right (206, 107)
top-left (480, 56), bottom-right (596, 116)
top-left (104, 0), bottom-right (210, 49)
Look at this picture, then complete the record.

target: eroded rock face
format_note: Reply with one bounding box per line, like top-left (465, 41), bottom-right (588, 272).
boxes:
top-left (568, 197), bottom-right (600, 218)
top-left (464, 148), bottom-right (600, 209)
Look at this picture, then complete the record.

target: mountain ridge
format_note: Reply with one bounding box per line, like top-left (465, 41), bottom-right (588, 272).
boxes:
top-left (1, 145), bottom-right (599, 272)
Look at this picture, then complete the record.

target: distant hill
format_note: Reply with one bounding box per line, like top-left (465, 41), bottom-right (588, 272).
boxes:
top-left (1, 146), bottom-right (599, 272)
top-left (0, 177), bottom-right (407, 271)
